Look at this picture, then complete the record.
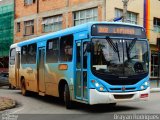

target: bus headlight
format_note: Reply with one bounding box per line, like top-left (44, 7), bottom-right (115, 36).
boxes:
top-left (140, 81), bottom-right (149, 90)
top-left (144, 81), bottom-right (148, 86)
top-left (141, 86), bottom-right (145, 90)
top-left (91, 80), bottom-right (107, 92)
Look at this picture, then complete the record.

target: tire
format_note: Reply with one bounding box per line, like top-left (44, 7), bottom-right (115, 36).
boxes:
top-left (108, 103), bottom-right (116, 107)
top-left (9, 84), bottom-right (14, 89)
top-left (21, 78), bottom-right (28, 96)
top-left (64, 84), bottom-right (72, 109)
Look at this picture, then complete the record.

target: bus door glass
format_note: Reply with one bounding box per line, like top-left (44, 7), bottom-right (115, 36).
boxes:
top-left (9, 48), bottom-right (16, 87)
top-left (15, 51), bottom-right (20, 87)
top-left (38, 47), bottom-right (45, 93)
top-left (75, 41), bottom-right (88, 101)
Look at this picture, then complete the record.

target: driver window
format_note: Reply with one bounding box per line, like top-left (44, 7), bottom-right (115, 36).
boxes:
top-left (92, 39), bottom-right (109, 71)
top-left (131, 43), bottom-right (143, 62)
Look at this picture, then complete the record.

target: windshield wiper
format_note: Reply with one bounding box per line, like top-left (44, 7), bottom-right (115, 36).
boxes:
top-left (106, 36), bottom-right (120, 62)
top-left (126, 38), bottom-right (137, 60)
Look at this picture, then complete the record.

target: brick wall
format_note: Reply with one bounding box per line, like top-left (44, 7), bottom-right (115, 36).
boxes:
top-left (39, 0), bottom-right (67, 12)
top-left (69, 0), bottom-right (91, 6)
top-left (15, 0), bottom-right (37, 18)
top-left (14, 0), bottom-right (104, 42)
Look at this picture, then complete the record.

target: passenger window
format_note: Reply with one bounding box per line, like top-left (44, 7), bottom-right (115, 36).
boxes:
top-left (10, 48), bottom-right (16, 65)
top-left (60, 35), bottom-right (73, 62)
top-left (21, 46), bottom-right (28, 64)
top-left (28, 43), bottom-right (37, 64)
top-left (46, 38), bottom-right (59, 63)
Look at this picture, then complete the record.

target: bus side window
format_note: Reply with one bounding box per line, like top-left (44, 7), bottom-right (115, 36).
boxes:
top-left (60, 35), bottom-right (73, 62)
top-left (28, 43), bottom-right (37, 64)
top-left (21, 45), bottom-right (28, 64)
top-left (46, 38), bottom-right (59, 63)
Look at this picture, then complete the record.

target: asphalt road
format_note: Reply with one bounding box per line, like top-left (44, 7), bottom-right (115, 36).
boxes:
top-left (0, 86), bottom-right (160, 120)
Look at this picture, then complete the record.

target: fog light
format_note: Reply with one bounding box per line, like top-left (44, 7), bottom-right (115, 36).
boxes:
top-left (100, 87), bottom-right (104, 91)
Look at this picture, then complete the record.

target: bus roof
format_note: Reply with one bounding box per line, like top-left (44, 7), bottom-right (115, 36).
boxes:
top-left (16, 22), bottom-right (144, 47)
top-left (10, 43), bottom-right (18, 48)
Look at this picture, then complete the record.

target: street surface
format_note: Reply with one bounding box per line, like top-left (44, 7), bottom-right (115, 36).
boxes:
top-left (0, 86), bottom-right (160, 120)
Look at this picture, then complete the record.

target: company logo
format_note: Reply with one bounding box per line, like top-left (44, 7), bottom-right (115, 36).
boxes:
top-left (122, 86), bottom-right (126, 91)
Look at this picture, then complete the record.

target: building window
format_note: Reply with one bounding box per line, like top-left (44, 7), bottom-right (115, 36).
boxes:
top-left (24, 0), bottom-right (36, 6)
top-left (115, 9), bottom-right (138, 24)
top-left (17, 22), bottom-right (20, 32)
top-left (74, 8), bottom-right (98, 26)
top-left (42, 15), bottom-right (62, 33)
top-left (24, 20), bottom-right (34, 36)
top-left (151, 53), bottom-right (158, 77)
top-left (153, 17), bottom-right (160, 33)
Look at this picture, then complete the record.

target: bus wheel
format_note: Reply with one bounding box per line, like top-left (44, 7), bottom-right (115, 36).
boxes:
top-left (9, 84), bottom-right (15, 89)
top-left (64, 84), bottom-right (72, 109)
top-left (108, 103), bottom-right (116, 107)
top-left (21, 79), bottom-right (28, 96)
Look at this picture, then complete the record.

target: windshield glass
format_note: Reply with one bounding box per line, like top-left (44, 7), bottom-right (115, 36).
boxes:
top-left (91, 38), bottom-right (149, 77)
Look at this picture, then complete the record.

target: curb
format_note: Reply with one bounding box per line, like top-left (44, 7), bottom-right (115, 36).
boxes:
top-left (150, 88), bottom-right (160, 92)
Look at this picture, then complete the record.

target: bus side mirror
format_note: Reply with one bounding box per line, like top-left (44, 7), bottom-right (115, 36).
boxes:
top-left (86, 42), bottom-right (93, 52)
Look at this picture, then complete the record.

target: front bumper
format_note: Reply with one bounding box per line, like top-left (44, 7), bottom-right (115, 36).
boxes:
top-left (89, 87), bottom-right (150, 105)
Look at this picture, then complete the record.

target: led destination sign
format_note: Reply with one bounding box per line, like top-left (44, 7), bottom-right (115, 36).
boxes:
top-left (98, 27), bottom-right (135, 35)
top-left (91, 24), bottom-right (146, 39)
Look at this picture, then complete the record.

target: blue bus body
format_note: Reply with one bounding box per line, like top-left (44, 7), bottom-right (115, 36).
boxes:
top-left (9, 22), bottom-right (150, 108)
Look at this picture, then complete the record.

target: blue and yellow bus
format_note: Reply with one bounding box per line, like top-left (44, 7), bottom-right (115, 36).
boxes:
top-left (9, 22), bottom-right (150, 109)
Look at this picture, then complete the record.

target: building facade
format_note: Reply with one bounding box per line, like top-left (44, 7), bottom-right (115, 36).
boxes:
top-left (0, 0), bottom-right (14, 70)
top-left (14, 0), bottom-right (105, 43)
top-left (149, 0), bottom-right (160, 80)
top-left (14, 0), bottom-right (160, 81)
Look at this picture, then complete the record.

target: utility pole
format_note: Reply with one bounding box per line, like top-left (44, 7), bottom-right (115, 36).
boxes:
top-left (122, 0), bottom-right (129, 22)
top-left (103, 0), bottom-right (106, 21)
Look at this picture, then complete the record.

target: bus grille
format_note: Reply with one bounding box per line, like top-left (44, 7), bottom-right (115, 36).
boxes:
top-left (110, 87), bottom-right (136, 91)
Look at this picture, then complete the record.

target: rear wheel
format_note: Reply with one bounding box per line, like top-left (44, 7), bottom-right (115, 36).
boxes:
top-left (64, 84), bottom-right (72, 109)
top-left (9, 84), bottom-right (15, 89)
top-left (21, 78), bottom-right (28, 96)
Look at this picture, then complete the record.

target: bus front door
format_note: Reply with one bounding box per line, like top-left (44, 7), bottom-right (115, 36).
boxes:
top-left (15, 52), bottom-right (20, 88)
top-left (75, 41), bottom-right (88, 101)
top-left (38, 48), bottom-right (45, 93)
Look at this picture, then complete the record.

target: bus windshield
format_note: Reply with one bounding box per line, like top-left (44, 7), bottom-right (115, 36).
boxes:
top-left (91, 38), bottom-right (149, 77)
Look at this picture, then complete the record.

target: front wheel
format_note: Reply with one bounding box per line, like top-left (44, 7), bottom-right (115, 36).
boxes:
top-left (108, 103), bottom-right (117, 107)
top-left (64, 84), bottom-right (72, 109)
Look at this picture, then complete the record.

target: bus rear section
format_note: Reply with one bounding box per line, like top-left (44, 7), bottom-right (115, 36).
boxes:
top-left (9, 44), bottom-right (21, 89)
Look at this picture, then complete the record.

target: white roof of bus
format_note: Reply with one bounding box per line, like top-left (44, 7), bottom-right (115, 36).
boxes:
top-left (10, 43), bottom-right (18, 48)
